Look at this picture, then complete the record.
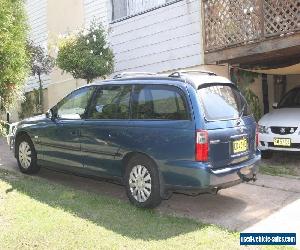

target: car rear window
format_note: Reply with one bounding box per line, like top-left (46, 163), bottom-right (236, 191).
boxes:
top-left (198, 84), bottom-right (250, 121)
top-left (133, 85), bottom-right (189, 120)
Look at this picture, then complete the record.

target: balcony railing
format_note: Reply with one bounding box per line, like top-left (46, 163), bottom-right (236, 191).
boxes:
top-left (203, 0), bottom-right (300, 52)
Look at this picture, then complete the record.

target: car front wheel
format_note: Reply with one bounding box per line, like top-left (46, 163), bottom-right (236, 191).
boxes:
top-left (16, 135), bottom-right (40, 174)
top-left (125, 155), bottom-right (161, 208)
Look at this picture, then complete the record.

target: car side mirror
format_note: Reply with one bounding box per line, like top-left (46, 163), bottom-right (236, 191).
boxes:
top-left (272, 102), bottom-right (278, 109)
top-left (46, 109), bottom-right (56, 120)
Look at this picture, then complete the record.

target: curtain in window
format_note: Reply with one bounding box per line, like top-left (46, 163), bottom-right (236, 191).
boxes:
top-left (112, 0), bottom-right (169, 20)
top-left (127, 0), bottom-right (166, 16)
top-left (112, 0), bottom-right (127, 20)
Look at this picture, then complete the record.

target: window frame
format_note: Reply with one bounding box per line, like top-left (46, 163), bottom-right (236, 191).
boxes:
top-left (85, 84), bottom-right (134, 121)
top-left (53, 86), bottom-right (96, 121)
top-left (131, 84), bottom-right (191, 121)
top-left (111, 0), bottom-right (183, 23)
top-left (197, 83), bottom-right (251, 122)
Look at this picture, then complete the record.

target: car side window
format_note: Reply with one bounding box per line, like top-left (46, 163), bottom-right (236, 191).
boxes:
top-left (133, 85), bottom-right (189, 120)
top-left (87, 85), bottom-right (132, 119)
top-left (56, 87), bottom-right (94, 120)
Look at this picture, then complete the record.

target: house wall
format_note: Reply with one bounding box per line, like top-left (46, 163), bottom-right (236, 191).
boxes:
top-left (47, 0), bottom-right (84, 35)
top-left (47, 79), bottom-right (86, 108)
top-left (83, 0), bottom-right (111, 28)
top-left (46, 0), bottom-right (85, 109)
top-left (25, 0), bottom-right (48, 46)
top-left (110, 0), bottom-right (203, 73)
top-left (25, 0), bottom-right (50, 92)
top-left (83, 0), bottom-right (203, 74)
top-left (24, 0), bottom-right (86, 111)
top-left (287, 75), bottom-right (300, 91)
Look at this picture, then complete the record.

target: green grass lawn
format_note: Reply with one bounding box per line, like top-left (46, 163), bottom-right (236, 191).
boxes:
top-left (0, 169), bottom-right (290, 250)
top-left (259, 164), bottom-right (300, 178)
top-left (260, 152), bottom-right (300, 178)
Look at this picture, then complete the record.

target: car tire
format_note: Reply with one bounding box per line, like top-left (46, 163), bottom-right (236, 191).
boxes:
top-left (16, 135), bottom-right (40, 174)
top-left (261, 150), bottom-right (273, 159)
top-left (125, 155), bottom-right (162, 208)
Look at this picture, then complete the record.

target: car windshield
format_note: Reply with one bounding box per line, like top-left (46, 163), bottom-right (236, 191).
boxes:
top-left (198, 84), bottom-right (250, 121)
top-left (279, 88), bottom-right (300, 108)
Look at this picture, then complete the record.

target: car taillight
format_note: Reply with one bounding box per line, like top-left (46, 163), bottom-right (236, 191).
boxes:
top-left (195, 130), bottom-right (209, 161)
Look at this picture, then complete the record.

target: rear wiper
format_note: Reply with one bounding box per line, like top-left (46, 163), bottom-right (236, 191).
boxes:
top-left (239, 103), bottom-right (246, 118)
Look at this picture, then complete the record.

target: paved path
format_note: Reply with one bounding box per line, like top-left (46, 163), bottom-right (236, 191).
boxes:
top-left (0, 138), bottom-right (299, 248)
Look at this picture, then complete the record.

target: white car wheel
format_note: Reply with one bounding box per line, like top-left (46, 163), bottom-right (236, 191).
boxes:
top-left (18, 141), bottom-right (32, 169)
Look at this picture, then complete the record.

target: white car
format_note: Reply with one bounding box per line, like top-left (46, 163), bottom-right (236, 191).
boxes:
top-left (258, 87), bottom-right (300, 158)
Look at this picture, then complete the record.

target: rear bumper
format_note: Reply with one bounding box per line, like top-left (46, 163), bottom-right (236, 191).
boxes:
top-left (209, 156), bottom-right (259, 186)
top-left (164, 153), bottom-right (260, 192)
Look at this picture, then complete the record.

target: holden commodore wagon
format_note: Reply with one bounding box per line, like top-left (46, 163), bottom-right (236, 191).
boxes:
top-left (10, 71), bottom-right (260, 208)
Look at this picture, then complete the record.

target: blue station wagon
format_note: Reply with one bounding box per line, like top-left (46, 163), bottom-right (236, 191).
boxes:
top-left (11, 71), bottom-right (260, 208)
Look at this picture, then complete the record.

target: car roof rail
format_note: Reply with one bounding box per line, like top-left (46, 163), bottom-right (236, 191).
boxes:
top-left (113, 71), bottom-right (157, 79)
top-left (168, 70), bottom-right (217, 78)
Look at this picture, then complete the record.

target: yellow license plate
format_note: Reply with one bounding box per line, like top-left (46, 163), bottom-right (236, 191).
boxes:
top-left (273, 138), bottom-right (291, 147)
top-left (233, 138), bottom-right (248, 154)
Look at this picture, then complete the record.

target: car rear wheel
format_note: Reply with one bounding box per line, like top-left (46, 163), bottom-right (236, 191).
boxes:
top-left (125, 155), bottom-right (161, 208)
top-left (16, 135), bottom-right (40, 174)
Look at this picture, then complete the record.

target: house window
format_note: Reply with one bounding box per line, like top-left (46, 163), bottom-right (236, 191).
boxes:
top-left (112, 0), bottom-right (174, 21)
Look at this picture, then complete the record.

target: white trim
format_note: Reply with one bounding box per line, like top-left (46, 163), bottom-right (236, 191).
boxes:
top-left (47, 78), bottom-right (75, 86)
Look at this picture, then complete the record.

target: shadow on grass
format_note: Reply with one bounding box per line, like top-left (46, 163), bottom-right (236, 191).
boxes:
top-left (0, 169), bottom-right (215, 241)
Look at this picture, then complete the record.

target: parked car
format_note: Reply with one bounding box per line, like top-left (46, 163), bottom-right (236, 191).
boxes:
top-left (258, 86), bottom-right (300, 159)
top-left (9, 71), bottom-right (260, 208)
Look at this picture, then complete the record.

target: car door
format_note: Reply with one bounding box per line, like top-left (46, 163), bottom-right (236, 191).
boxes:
top-left (41, 86), bottom-right (95, 170)
top-left (81, 84), bottom-right (132, 177)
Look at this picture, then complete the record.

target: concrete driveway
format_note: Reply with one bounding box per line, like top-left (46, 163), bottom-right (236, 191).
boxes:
top-left (0, 138), bottom-right (299, 247)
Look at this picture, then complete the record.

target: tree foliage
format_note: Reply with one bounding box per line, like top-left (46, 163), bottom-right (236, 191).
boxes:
top-left (0, 0), bottom-right (29, 110)
top-left (56, 23), bottom-right (114, 84)
top-left (0, 120), bottom-right (8, 137)
top-left (27, 41), bottom-right (55, 77)
top-left (27, 41), bottom-right (55, 111)
top-left (231, 68), bottom-right (262, 121)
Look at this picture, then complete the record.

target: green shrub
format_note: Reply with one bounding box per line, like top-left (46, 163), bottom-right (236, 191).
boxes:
top-left (0, 0), bottom-right (29, 110)
top-left (231, 69), bottom-right (262, 121)
top-left (18, 90), bottom-right (40, 120)
top-left (0, 121), bottom-right (8, 137)
top-left (56, 22), bottom-right (114, 84)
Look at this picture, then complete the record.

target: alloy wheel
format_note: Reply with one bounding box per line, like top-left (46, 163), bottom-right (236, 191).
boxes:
top-left (18, 141), bottom-right (32, 169)
top-left (129, 165), bottom-right (152, 203)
